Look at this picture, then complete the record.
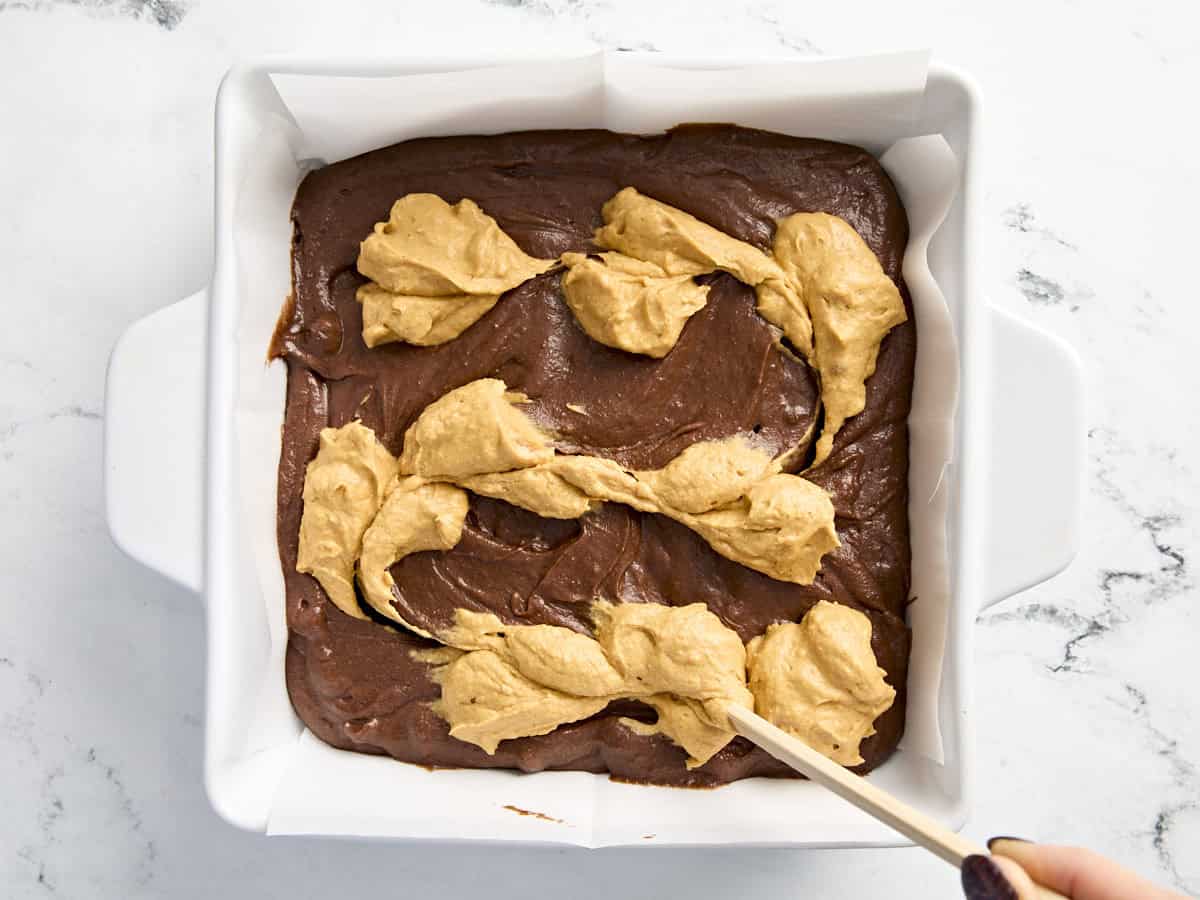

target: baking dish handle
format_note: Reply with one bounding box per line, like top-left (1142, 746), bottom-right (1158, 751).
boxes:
top-left (105, 289), bottom-right (207, 593)
top-left (982, 305), bottom-right (1084, 609)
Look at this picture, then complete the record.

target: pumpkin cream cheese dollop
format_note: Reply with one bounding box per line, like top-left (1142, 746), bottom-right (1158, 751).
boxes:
top-left (748, 600), bottom-right (896, 766)
top-left (559, 251), bottom-right (710, 358)
top-left (398, 378), bottom-right (839, 584)
top-left (768, 213), bottom-right (908, 465)
top-left (578, 187), bottom-right (810, 355)
top-left (357, 478), bottom-right (469, 632)
top-left (296, 421), bottom-right (399, 620)
top-left (423, 601), bottom-right (754, 767)
top-left (356, 194), bottom-right (555, 347)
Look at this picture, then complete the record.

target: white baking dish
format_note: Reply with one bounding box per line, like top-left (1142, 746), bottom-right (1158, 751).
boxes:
top-left (104, 53), bottom-right (1083, 846)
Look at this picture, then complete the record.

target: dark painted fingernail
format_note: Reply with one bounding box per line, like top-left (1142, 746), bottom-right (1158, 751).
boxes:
top-left (962, 854), bottom-right (1018, 900)
top-left (987, 835), bottom-right (1030, 851)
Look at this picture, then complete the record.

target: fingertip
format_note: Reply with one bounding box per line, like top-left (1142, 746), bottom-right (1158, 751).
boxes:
top-left (990, 837), bottom-right (1035, 863)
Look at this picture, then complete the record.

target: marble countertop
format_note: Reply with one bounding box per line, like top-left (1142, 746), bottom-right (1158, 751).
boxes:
top-left (1, 1), bottom-right (1197, 897)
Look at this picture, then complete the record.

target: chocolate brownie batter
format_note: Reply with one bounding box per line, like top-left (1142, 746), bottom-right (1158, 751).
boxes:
top-left (273, 126), bottom-right (915, 786)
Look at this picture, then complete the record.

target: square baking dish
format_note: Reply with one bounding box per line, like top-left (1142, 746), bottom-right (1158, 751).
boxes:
top-left (104, 53), bottom-right (1083, 846)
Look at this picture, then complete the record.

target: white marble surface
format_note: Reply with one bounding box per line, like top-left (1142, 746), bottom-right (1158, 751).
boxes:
top-left (1, 1), bottom-right (1198, 897)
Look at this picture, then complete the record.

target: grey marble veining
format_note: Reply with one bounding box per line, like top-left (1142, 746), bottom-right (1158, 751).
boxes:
top-left (0, 0), bottom-right (187, 30)
top-left (1, 0), bottom-right (1198, 897)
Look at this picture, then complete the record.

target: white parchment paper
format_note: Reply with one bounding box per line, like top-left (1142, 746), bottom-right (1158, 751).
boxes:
top-left (232, 52), bottom-right (960, 844)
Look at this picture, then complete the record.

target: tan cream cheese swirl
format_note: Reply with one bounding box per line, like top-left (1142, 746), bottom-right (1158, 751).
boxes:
top-left (424, 601), bottom-right (753, 767)
top-left (356, 194), bottom-right (555, 347)
top-left (395, 378), bottom-right (839, 585)
top-left (559, 251), bottom-right (710, 358)
top-left (295, 421), bottom-right (399, 620)
top-left (747, 600), bottom-right (896, 766)
top-left (768, 213), bottom-right (908, 464)
top-left (357, 477), bottom-right (469, 633)
top-left (580, 187), bottom-right (810, 356)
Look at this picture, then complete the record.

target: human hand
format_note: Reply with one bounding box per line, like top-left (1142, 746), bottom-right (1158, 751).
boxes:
top-left (961, 837), bottom-right (1189, 900)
